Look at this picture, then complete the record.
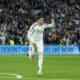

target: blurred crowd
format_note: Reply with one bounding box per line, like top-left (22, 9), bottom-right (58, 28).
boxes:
top-left (0, 0), bottom-right (80, 45)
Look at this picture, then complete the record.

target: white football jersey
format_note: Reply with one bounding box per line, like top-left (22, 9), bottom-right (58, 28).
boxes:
top-left (27, 19), bottom-right (55, 41)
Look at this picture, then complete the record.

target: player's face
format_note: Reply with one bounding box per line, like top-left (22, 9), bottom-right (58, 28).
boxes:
top-left (38, 18), bottom-right (44, 26)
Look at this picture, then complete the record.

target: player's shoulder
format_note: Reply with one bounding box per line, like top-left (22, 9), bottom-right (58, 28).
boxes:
top-left (31, 22), bottom-right (37, 27)
top-left (43, 23), bottom-right (47, 28)
top-left (43, 23), bottom-right (47, 26)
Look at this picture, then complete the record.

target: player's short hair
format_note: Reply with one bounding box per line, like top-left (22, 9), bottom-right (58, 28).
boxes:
top-left (35, 12), bottom-right (44, 21)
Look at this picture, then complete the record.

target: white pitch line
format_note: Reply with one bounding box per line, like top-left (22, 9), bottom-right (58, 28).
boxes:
top-left (0, 72), bottom-right (75, 80)
top-left (0, 72), bottom-right (22, 79)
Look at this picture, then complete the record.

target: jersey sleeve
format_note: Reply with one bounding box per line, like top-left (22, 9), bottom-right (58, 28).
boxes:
top-left (27, 23), bottom-right (36, 41)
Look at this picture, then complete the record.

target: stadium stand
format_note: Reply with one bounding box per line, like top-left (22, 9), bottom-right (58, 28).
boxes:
top-left (0, 0), bottom-right (80, 45)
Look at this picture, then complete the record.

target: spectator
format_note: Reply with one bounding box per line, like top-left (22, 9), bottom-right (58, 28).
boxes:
top-left (0, 0), bottom-right (79, 45)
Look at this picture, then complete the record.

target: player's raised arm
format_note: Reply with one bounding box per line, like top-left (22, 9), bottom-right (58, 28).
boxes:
top-left (44, 13), bottom-right (55, 28)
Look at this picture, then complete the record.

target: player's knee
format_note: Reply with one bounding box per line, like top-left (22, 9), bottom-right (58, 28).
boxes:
top-left (38, 50), bottom-right (43, 55)
top-left (38, 51), bottom-right (43, 58)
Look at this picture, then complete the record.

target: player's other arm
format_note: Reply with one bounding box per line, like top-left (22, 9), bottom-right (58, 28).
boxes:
top-left (27, 24), bottom-right (35, 41)
top-left (44, 14), bottom-right (55, 28)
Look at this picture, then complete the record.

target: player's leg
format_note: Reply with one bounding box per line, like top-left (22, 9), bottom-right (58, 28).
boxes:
top-left (36, 41), bottom-right (44, 75)
top-left (38, 53), bottom-right (43, 75)
top-left (28, 42), bottom-right (35, 59)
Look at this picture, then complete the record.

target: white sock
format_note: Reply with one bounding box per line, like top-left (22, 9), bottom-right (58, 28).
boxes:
top-left (38, 54), bottom-right (43, 73)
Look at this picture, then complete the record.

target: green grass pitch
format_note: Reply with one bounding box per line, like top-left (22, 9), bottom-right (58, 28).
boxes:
top-left (0, 54), bottom-right (80, 80)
